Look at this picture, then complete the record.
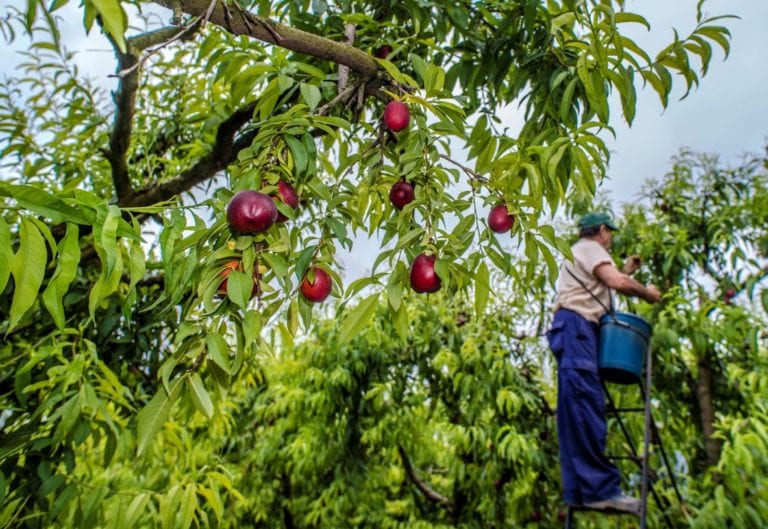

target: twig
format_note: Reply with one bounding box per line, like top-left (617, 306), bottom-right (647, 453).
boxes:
top-left (397, 445), bottom-right (452, 508)
top-left (338, 23), bottom-right (356, 92)
top-left (315, 81), bottom-right (362, 116)
top-left (203, 0), bottom-right (217, 27)
top-left (114, 18), bottom-right (201, 79)
top-left (439, 154), bottom-right (488, 183)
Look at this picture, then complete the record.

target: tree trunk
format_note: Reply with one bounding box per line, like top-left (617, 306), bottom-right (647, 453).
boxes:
top-left (695, 355), bottom-right (722, 467)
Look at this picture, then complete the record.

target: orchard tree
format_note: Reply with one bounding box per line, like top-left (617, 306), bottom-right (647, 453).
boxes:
top-left (612, 147), bottom-right (768, 528)
top-left (0, 0), bottom-right (735, 527)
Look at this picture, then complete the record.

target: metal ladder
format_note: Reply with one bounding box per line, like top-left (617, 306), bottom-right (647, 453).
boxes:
top-left (564, 348), bottom-right (685, 528)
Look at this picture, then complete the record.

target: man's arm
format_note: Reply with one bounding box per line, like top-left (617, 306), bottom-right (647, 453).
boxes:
top-left (594, 263), bottom-right (661, 303)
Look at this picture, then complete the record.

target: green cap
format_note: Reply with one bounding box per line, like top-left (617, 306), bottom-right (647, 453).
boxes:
top-left (577, 212), bottom-right (618, 231)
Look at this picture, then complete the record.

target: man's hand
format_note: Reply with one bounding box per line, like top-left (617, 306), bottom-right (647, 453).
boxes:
top-left (646, 284), bottom-right (661, 303)
top-left (622, 255), bottom-right (642, 275)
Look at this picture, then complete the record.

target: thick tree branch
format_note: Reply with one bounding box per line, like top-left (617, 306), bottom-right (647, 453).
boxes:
top-left (120, 103), bottom-right (256, 208)
top-left (103, 27), bottom-right (194, 203)
top-left (104, 47), bottom-right (139, 202)
top-left (397, 445), bottom-right (452, 509)
top-left (151, 0), bottom-right (379, 77)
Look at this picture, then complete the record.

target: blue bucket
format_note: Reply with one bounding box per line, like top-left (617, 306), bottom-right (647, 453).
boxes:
top-left (598, 312), bottom-right (651, 384)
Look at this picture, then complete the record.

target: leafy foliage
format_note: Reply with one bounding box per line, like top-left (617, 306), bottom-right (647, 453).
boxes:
top-left (0, 0), bottom-right (760, 527)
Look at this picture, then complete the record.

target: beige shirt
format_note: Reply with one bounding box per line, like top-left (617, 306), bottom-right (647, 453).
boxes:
top-left (554, 239), bottom-right (615, 323)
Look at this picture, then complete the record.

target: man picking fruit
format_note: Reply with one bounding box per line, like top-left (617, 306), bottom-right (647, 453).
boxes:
top-left (547, 212), bottom-right (661, 515)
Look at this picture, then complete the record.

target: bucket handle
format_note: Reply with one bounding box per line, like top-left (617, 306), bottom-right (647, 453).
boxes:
top-left (602, 317), bottom-right (649, 342)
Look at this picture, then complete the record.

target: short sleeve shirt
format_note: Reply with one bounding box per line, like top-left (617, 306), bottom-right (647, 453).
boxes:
top-left (554, 239), bottom-right (615, 323)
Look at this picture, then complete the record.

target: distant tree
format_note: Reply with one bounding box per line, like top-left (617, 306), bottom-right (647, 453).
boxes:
top-left (612, 147), bottom-right (768, 528)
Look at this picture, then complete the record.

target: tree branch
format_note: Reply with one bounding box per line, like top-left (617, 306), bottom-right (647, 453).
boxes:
top-left (151, 0), bottom-right (379, 77)
top-left (397, 445), bottom-right (452, 509)
top-left (120, 103), bottom-right (256, 207)
top-left (104, 48), bottom-right (139, 202)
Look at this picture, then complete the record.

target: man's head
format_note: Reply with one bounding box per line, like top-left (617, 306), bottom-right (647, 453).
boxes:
top-left (577, 212), bottom-right (618, 249)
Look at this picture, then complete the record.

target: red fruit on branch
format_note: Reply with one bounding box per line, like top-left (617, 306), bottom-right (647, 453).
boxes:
top-left (274, 180), bottom-right (299, 222)
top-left (300, 267), bottom-right (333, 303)
top-left (227, 190), bottom-right (278, 233)
top-left (488, 204), bottom-right (515, 233)
top-left (389, 180), bottom-right (415, 209)
top-left (383, 101), bottom-right (410, 132)
top-left (410, 253), bottom-right (441, 293)
top-left (375, 45), bottom-right (393, 59)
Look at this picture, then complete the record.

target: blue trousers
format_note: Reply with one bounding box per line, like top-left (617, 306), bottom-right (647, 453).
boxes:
top-left (547, 309), bottom-right (621, 505)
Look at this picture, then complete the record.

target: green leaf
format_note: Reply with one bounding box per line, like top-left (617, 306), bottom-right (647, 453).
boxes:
top-left (124, 493), bottom-right (150, 527)
top-left (91, 0), bottom-right (127, 53)
top-left (474, 261), bottom-right (490, 316)
top-left (284, 135), bottom-right (308, 175)
top-left (2, 184), bottom-right (89, 224)
top-left (299, 83), bottom-right (321, 109)
top-left (187, 373), bottom-right (214, 419)
top-left (338, 293), bottom-right (379, 344)
top-left (8, 217), bottom-right (47, 332)
top-left (136, 379), bottom-right (182, 455)
top-left (99, 204), bottom-right (121, 278)
top-left (42, 223), bottom-right (80, 329)
top-left (127, 236), bottom-right (146, 293)
top-left (205, 332), bottom-right (232, 374)
top-left (225, 270), bottom-right (250, 310)
top-left (295, 245), bottom-right (317, 281)
top-left (614, 12), bottom-right (650, 30)
top-left (0, 217), bottom-right (10, 293)
top-left (179, 485), bottom-right (197, 528)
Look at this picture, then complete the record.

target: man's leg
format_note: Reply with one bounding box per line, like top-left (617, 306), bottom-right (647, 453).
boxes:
top-left (558, 367), bottom-right (622, 504)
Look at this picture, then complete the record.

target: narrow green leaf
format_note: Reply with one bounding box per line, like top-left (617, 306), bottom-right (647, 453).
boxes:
top-left (0, 217), bottom-right (10, 293)
top-left (338, 293), bottom-right (380, 344)
top-left (124, 493), bottom-right (150, 528)
top-left (91, 0), bottom-right (127, 53)
top-left (205, 332), bottom-right (231, 374)
top-left (284, 135), bottom-right (308, 175)
top-left (614, 12), bottom-right (650, 29)
top-left (294, 245), bottom-right (317, 281)
top-left (136, 379), bottom-right (182, 455)
top-left (299, 83), bottom-right (321, 109)
top-left (179, 485), bottom-right (197, 528)
top-left (241, 310), bottom-right (261, 352)
top-left (225, 270), bottom-right (250, 310)
top-left (8, 218), bottom-right (47, 332)
top-left (474, 261), bottom-right (490, 316)
top-left (99, 204), bottom-right (120, 278)
top-left (3, 184), bottom-right (89, 224)
top-left (127, 237), bottom-right (146, 292)
top-left (187, 373), bottom-right (214, 419)
top-left (42, 223), bottom-right (80, 329)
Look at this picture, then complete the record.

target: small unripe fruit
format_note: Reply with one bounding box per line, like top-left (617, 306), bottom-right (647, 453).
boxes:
top-left (227, 190), bottom-right (278, 234)
top-left (300, 267), bottom-right (333, 303)
top-left (410, 253), bottom-right (441, 293)
top-left (218, 259), bottom-right (263, 298)
top-left (383, 101), bottom-right (410, 132)
top-left (389, 180), bottom-right (415, 209)
top-left (375, 45), bottom-right (393, 59)
top-left (274, 180), bottom-right (299, 222)
top-left (488, 204), bottom-right (515, 233)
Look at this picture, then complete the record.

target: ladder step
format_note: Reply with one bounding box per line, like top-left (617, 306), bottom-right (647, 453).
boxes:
top-left (608, 406), bottom-right (646, 413)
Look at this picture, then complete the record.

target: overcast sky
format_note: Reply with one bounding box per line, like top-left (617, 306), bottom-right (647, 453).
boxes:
top-left (1, 0), bottom-right (766, 277)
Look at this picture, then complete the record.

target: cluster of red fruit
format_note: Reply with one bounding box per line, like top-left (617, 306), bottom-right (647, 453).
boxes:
top-left (380, 90), bottom-right (516, 295)
top-left (220, 74), bottom-right (518, 303)
top-left (219, 182), bottom-right (333, 304)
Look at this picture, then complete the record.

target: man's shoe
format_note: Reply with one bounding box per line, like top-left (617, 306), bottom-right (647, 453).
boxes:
top-left (583, 494), bottom-right (642, 515)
